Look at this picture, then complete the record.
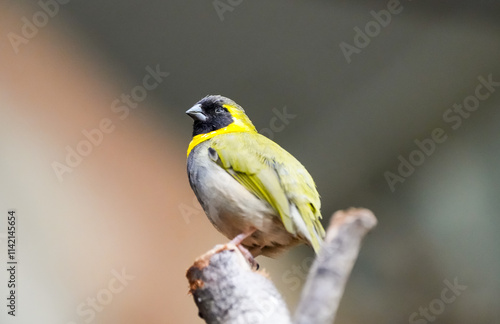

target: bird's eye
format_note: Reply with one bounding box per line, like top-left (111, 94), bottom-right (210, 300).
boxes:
top-left (215, 107), bottom-right (224, 114)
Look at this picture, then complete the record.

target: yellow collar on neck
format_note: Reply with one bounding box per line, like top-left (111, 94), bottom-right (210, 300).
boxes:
top-left (187, 122), bottom-right (255, 157)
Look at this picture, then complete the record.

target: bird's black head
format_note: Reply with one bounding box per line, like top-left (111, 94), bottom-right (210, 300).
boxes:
top-left (186, 95), bottom-right (235, 136)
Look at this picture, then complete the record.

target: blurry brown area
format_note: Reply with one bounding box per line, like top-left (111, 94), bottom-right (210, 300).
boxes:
top-left (0, 4), bottom-right (220, 324)
top-left (1, 1), bottom-right (500, 324)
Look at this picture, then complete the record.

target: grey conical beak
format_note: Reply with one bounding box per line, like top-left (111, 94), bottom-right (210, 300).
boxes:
top-left (186, 104), bottom-right (207, 122)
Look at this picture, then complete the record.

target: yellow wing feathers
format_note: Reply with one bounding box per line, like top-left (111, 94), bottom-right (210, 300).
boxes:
top-left (210, 132), bottom-right (325, 251)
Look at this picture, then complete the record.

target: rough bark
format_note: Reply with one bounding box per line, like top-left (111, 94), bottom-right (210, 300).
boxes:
top-left (186, 244), bottom-right (292, 324)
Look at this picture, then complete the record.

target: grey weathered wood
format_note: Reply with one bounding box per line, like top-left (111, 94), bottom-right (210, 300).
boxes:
top-left (186, 244), bottom-right (292, 324)
top-left (294, 208), bottom-right (377, 324)
top-left (186, 208), bottom-right (377, 324)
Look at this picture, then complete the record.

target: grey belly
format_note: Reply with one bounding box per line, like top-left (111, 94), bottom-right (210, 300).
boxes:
top-left (187, 142), bottom-right (300, 256)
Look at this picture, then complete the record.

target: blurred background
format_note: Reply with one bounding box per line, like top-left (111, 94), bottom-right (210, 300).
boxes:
top-left (1, 0), bottom-right (499, 323)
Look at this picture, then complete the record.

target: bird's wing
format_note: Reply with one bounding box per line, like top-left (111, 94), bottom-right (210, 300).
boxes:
top-left (209, 132), bottom-right (325, 251)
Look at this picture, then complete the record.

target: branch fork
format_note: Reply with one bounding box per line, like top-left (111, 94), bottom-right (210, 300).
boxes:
top-left (186, 208), bottom-right (377, 324)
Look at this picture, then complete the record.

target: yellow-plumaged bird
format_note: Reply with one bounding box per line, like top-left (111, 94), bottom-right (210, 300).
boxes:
top-left (186, 95), bottom-right (325, 257)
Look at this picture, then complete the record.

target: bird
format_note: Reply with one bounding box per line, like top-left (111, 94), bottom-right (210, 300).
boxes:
top-left (185, 95), bottom-right (325, 262)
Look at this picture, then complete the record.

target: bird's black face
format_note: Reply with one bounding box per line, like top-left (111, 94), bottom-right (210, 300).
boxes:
top-left (186, 98), bottom-right (234, 136)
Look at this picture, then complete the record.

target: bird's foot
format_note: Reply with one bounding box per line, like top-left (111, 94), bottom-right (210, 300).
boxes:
top-left (230, 228), bottom-right (259, 270)
top-left (236, 244), bottom-right (259, 270)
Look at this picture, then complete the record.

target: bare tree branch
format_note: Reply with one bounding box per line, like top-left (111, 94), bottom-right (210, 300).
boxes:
top-left (186, 208), bottom-right (377, 324)
top-left (186, 244), bottom-right (292, 324)
top-left (294, 208), bottom-right (377, 324)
